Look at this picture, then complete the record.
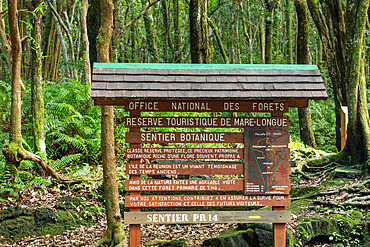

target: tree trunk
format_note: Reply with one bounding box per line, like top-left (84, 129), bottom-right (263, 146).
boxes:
top-left (92, 0), bottom-right (128, 246)
top-left (142, 0), bottom-right (159, 63)
top-left (189, 0), bottom-right (211, 64)
top-left (259, 20), bottom-right (265, 64)
top-left (207, 18), bottom-right (229, 64)
top-left (344, 1), bottom-right (370, 168)
top-left (81, 0), bottom-right (91, 85)
top-left (173, 0), bottom-right (182, 63)
top-left (285, 0), bottom-right (293, 64)
top-left (293, 0), bottom-right (317, 149)
top-left (308, 0), bottom-right (370, 170)
top-left (264, 0), bottom-right (277, 64)
top-left (0, 0), bottom-right (12, 75)
top-left (30, 0), bottom-right (46, 155)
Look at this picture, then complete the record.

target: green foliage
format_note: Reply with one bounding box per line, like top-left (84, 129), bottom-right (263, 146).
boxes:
top-left (289, 98), bottom-right (336, 153)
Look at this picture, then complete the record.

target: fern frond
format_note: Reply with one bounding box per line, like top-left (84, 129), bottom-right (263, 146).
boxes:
top-left (50, 132), bottom-right (86, 151)
top-left (26, 177), bottom-right (52, 188)
top-left (52, 153), bottom-right (82, 170)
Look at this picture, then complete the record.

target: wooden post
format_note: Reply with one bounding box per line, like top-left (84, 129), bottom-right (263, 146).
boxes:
top-left (340, 106), bottom-right (348, 150)
top-left (129, 110), bottom-right (141, 247)
top-left (273, 206), bottom-right (286, 247)
top-left (271, 112), bottom-right (286, 247)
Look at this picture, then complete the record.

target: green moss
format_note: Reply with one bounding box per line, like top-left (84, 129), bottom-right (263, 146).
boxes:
top-left (322, 178), bottom-right (354, 186)
top-left (286, 199), bottom-right (313, 214)
top-left (0, 207), bottom-right (95, 241)
top-left (290, 186), bottom-right (324, 198)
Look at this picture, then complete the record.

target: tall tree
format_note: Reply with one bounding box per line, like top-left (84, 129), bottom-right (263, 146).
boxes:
top-left (264, 0), bottom-right (278, 64)
top-left (29, 0), bottom-right (46, 155)
top-left (142, 0), bottom-right (159, 62)
top-left (92, 0), bottom-right (128, 246)
top-left (293, 0), bottom-right (317, 148)
top-left (81, 0), bottom-right (91, 85)
top-left (308, 0), bottom-right (370, 169)
top-left (189, 0), bottom-right (211, 63)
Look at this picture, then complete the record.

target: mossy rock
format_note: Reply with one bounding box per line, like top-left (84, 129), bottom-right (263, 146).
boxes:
top-left (296, 217), bottom-right (369, 246)
top-left (158, 239), bottom-right (187, 247)
top-left (332, 167), bottom-right (362, 179)
top-left (0, 206), bottom-right (94, 241)
top-left (290, 186), bottom-right (324, 198)
top-left (202, 228), bottom-right (252, 247)
top-left (55, 196), bottom-right (83, 210)
top-left (204, 223), bottom-right (297, 247)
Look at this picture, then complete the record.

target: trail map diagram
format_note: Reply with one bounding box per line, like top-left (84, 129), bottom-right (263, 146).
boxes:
top-left (244, 126), bottom-right (290, 194)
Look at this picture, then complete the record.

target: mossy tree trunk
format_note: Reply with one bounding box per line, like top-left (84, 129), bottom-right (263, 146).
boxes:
top-left (173, 0), bottom-right (182, 63)
top-left (308, 0), bottom-right (370, 170)
top-left (92, 0), bottom-right (128, 246)
top-left (28, 0), bottom-right (46, 156)
top-left (293, 0), bottom-right (317, 149)
top-left (189, 0), bottom-right (211, 64)
top-left (264, 0), bottom-right (277, 64)
top-left (2, 0), bottom-right (80, 187)
top-left (307, 0), bottom-right (346, 151)
top-left (285, 0), bottom-right (293, 64)
top-left (81, 0), bottom-right (91, 85)
top-left (142, 0), bottom-right (159, 63)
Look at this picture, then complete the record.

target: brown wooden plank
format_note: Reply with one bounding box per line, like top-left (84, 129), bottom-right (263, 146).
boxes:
top-left (124, 117), bottom-right (289, 128)
top-left (124, 210), bottom-right (291, 224)
top-left (126, 163), bottom-right (244, 175)
top-left (125, 179), bottom-right (244, 191)
top-left (126, 132), bottom-right (244, 143)
top-left (244, 126), bottom-right (290, 195)
top-left (125, 195), bottom-right (291, 207)
top-left (126, 148), bottom-right (243, 160)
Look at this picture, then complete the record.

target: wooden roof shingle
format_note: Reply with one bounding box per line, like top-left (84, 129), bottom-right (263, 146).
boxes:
top-left (91, 63), bottom-right (328, 104)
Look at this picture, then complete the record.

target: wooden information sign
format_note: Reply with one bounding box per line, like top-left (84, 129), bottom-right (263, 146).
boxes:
top-left (125, 117), bottom-right (289, 128)
top-left (125, 163), bottom-right (243, 175)
top-left (124, 210), bottom-right (291, 224)
top-left (125, 195), bottom-right (290, 207)
top-left (126, 132), bottom-right (243, 143)
top-left (125, 148), bottom-right (243, 160)
top-left (123, 100), bottom-right (288, 113)
top-left (126, 179), bottom-right (244, 191)
top-left (244, 126), bottom-right (290, 195)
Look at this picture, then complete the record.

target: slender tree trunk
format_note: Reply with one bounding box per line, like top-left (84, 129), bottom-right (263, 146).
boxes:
top-left (0, 0), bottom-right (12, 75)
top-left (294, 0), bottom-right (317, 149)
top-left (142, 0), bottom-right (159, 63)
top-left (30, 0), bottom-right (46, 155)
top-left (264, 0), bottom-right (277, 64)
top-left (92, 0), bottom-right (128, 246)
top-left (285, 0), bottom-right (293, 64)
top-left (207, 18), bottom-right (229, 64)
top-left (173, 0), bottom-right (182, 63)
top-left (189, 0), bottom-right (211, 64)
top-left (81, 0), bottom-right (91, 85)
top-left (259, 20), bottom-right (265, 64)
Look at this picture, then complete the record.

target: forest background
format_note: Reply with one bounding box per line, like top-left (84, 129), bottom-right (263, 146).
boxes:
top-left (0, 0), bottom-right (369, 245)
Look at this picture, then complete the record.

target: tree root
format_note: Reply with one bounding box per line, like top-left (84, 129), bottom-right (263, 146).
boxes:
top-left (91, 229), bottom-right (128, 247)
top-left (2, 142), bottom-right (81, 184)
top-left (292, 179), bottom-right (370, 201)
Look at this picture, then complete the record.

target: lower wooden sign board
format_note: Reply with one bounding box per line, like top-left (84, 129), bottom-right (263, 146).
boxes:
top-left (126, 163), bottom-right (243, 175)
top-left (126, 148), bottom-right (243, 160)
top-left (126, 132), bottom-right (243, 143)
top-left (124, 210), bottom-right (291, 224)
top-left (125, 195), bottom-right (290, 207)
top-left (125, 179), bottom-right (244, 191)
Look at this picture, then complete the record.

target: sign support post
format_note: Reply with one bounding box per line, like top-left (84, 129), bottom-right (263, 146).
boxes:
top-left (129, 110), bottom-right (141, 247)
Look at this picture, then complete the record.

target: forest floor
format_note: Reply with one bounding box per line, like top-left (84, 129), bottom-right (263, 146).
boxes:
top-left (0, 168), bottom-right (368, 246)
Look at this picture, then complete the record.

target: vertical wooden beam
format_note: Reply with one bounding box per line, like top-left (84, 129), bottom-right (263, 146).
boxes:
top-left (340, 106), bottom-right (348, 150)
top-left (273, 206), bottom-right (286, 247)
top-left (271, 112), bottom-right (286, 247)
top-left (129, 110), bottom-right (141, 247)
